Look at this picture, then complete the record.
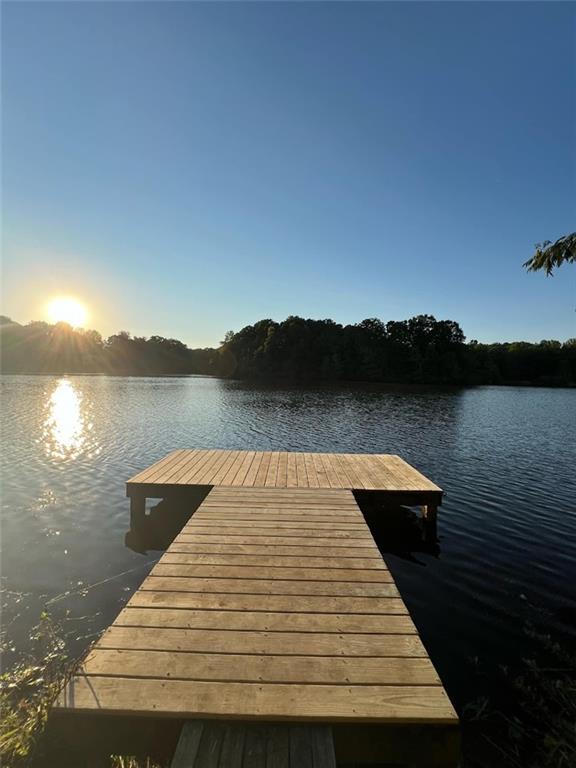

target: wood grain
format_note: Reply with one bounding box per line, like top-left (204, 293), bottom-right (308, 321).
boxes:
top-left (57, 483), bottom-right (456, 736)
top-left (128, 451), bottom-right (442, 495)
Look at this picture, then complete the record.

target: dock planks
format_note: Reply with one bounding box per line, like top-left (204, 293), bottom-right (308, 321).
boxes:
top-left (127, 449), bottom-right (442, 495)
top-left (170, 721), bottom-right (336, 768)
top-left (58, 486), bottom-right (456, 728)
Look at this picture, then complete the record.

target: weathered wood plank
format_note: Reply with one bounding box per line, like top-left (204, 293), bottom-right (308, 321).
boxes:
top-left (200, 494), bottom-right (359, 505)
top-left (192, 511), bottom-right (363, 522)
top-left (304, 454), bottom-right (320, 488)
top-left (200, 500), bottom-right (358, 511)
top-left (59, 677), bottom-right (458, 723)
top-left (139, 576), bottom-right (400, 597)
top-left (207, 490), bottom-right (358, 500)
top-left (170, 720), bottom-right (336, 768)
top-left (181, 450), bottom-right (220, 485)
top-left (286, 452), bottom-right (298, 488)
top-left (218, 723), bottom-right (246, 768)
top-left (169, 450), bottom-right (211, 484)
top-left (244, 452), bottom-right (264, 487)
top-left (113, 608), bottom-right (416, 634)
top-left (161, 553), bottom-right (386, 569)
top-left (174, 451), bottom-right (213, 485)
top-left (289, 725), bottom-right (313, 768)
top-left (131, 450), bottom-right (185, 484)
top-left (230, 451), bottom-right (257, 487)
top-left (276, 452), bottom-right (288, 488)
top-left (177, 526), bottom-right (373, 539)
top-left (220, 452), bottom-right (247, 486)
top-left (208, 451), bottom-right (241, 483)
top-left (185, 519), bottom-right (368, 531)
top-left (151, 564), bottom-right (394, 583)
top-left (311, 726), bottom-right (336, 768)
top-left (171, 720), bottom-right (204, 768)
top-left (295, 453), bottom-right (309, 488)
top-left (166, 543), bottom-right (382, 558)
top-left (243, 724), bottom-right (266, 768)
top-left (318, 454), bottom-right (342, 488)
top-left (128, 591), bottom-right (409, 614)
top-left (254, 452), bottom-right (272, 486)
top-left (182, 515), bottom-right (366, 538)
top-left (195, 719), bottom-right (225, 767)
top-left (98, 626), bottom-right (426, 656)
top-left (173, 534), bottom-right (376, 548)
top-left (265, 452), bottom-right (280, 488)
top-left (266, 725), bottom-right (290, 768)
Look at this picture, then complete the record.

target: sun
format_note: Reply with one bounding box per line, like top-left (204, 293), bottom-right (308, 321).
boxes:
top-left (47, 297), bottom-right (88, 327)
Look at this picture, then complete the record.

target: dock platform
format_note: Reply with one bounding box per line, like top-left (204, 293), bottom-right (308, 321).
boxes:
top-left (125, 449), bottom-right (443, 527)
top-left (57, 451), bottom-right (457, 764)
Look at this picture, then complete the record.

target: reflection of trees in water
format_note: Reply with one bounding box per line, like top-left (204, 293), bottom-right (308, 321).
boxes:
top-left (215, 378), bottom-right (465, 460)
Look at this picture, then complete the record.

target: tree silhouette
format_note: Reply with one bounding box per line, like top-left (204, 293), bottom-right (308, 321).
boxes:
top-left (1, 315), bottom-right (574, 385)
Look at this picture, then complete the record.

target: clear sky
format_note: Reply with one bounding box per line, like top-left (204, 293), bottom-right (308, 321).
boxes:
top-left (2, 1), bottom-right (575, 347)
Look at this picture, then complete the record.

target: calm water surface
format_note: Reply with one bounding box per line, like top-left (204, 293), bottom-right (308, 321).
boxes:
top-left (1, 375), bottom-right (575, 713)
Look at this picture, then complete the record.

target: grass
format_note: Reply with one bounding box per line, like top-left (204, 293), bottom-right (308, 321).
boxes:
top-left (0, 609), bottom-right (166, 768)
top-left (0, 611), bottom-right (75, 767)
top-left (0, 607), bottom-right (176, 768)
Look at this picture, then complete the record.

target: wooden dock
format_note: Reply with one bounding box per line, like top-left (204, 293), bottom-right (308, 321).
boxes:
top-left (126, 449), bottom-right (442, 527)
top-left (57, 451), bottom-right (458, 764)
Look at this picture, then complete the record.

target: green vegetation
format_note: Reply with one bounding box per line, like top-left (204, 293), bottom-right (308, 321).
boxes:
top-left (0, 317), bottom-right (217, 376)
top-left (0, 613), bottom-right (73, 767)
top-left (220, 315), bottom-right (576, 385)
top-left (524, 233), bottom-right (576, 276)
top-left (1, 313), bottom-right (575, 386)
top-left (0, 610), bottom-right (168, 768)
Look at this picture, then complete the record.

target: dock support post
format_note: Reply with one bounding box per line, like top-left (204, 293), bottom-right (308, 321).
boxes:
top-left (130, 495), bottom-right (146, 528)
top-left (422, 504), bottom-right (438, 542)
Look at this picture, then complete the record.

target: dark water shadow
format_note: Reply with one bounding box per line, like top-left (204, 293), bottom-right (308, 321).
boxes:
top-left (125, 490), bottom-right (210, 554)
top-left (355, 492), bottom-right (440, 564)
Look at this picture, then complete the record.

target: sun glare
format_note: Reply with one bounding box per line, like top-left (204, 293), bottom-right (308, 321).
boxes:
top-left (47, 297), bottom-right (88, 327)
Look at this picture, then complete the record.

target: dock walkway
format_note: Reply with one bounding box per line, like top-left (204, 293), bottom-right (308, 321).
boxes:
top-left (57, 451), bottom-right (457, 763)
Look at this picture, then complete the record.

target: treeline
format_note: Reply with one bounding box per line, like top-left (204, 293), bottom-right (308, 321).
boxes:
top-left (1, 314), bottom-right (575, 386)
top-left (220, 316), bottom-right (576, 386)
top-left (0, 318), bottom-right (217, 376)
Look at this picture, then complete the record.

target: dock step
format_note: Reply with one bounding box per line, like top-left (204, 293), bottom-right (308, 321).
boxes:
top-left (171, 720), bottom-right (336, 768)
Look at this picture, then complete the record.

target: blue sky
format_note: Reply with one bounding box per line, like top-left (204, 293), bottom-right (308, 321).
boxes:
top-left (2, 1), bottom-right (575, 347)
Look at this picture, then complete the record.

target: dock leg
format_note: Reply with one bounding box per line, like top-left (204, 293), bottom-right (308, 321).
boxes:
top-left (422, 504), bottom-right (438, 543)
top-left (130, 495), bottom-right (146, 528)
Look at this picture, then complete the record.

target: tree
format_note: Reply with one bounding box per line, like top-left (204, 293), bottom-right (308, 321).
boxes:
top-left (524, 232), bottom-right (575, 276)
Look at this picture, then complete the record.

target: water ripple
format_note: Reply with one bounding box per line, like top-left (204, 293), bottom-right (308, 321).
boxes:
top-left (1, 376), bottom-right (575, 713)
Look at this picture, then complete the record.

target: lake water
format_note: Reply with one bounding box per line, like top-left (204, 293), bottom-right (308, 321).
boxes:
top-left (1, 374), bottom-right (575, 720)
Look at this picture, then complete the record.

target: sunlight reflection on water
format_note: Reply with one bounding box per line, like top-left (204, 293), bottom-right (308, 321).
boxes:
top-left (42, 378), bottom-right (97, 459)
